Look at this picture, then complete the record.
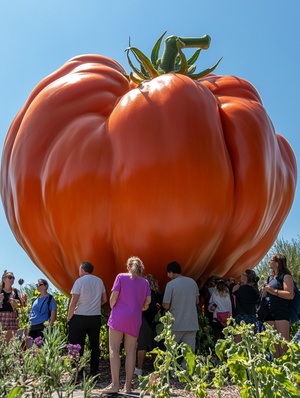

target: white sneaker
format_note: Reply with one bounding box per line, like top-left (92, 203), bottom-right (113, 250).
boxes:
top-left (134, 367), bottom-right (143, 376)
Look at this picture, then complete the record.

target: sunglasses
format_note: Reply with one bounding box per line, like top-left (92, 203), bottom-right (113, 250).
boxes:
top-left (6, 276), bottom-right (15, 280)
top-left (37, 283), bottom-right (45, 287)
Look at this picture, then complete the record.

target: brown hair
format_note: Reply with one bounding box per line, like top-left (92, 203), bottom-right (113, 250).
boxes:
top-left (38, 279), bottom-right (49, 287)
top-left (244, 269), bottom-right (260, 289)
top-left (1, 270), bottom-right (14, 289)
top-left (215, 280), bottom-right (229, 297)
top-left (145, 274), bottom-right (160, 293)
top-left (272, 254), bottom-right (292, 276)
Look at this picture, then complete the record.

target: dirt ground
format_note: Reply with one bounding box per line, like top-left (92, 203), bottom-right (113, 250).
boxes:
top-left (90, 357), bottom-right (241, 397)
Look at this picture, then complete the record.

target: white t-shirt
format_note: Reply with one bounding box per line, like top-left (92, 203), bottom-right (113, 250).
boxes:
top-left (71, 274), bottom-right (106, 316)
top-left (208, 290), bottom-right (232, 319)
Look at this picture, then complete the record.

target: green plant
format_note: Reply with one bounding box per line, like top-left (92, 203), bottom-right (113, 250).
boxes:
top-left (139, 312), bottom-right (213, 398)
top-left (255, 235), bottom-right (300, 288)
top-left (196, 309), bottom-right (215, 355)
top-left (140, 313), bottom-right (300, 398)
top-left (215, 321), bottom-right (300, 398)
top-left (52, 291), bottom-right (70, 336)
top-left (0, 323), bottom-right (96, 397)
top-left (99, 308), bottom-right (110, 359)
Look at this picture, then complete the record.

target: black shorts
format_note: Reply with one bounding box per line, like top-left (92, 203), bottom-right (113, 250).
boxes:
top-left (265, 306), bottom-right (290, 322)
top-left (137, 316), bottom-right (155, 351)
top-left (235, 314), bottom-right (257, 325)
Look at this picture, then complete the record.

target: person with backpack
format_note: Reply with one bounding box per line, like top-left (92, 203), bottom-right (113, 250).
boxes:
top-left (28, 279), bottom-right (57, 339)
top-left (262, 254), bottom-right (294, 357)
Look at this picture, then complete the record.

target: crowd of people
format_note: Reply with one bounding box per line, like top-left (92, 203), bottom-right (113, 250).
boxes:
top-left (0, 253), bottom-right (298, 392)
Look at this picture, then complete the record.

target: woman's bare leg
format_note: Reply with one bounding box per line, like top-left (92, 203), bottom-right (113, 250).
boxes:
top-left (267, 320), bottom-right (290, 358)
top-left (108, 328), bottom-right (123, 390)
top-left (274, 319), bottom-right (290, 357)
top-left (124, 333), bottom-right (138, 392)
top-left (137, 349), bottom-right (146, 370)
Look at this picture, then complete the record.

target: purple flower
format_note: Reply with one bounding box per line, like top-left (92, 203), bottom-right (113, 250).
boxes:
top-left (33, 336), bottom-right (43, 347)
top-left (67, 343), bottom-right (81, 358)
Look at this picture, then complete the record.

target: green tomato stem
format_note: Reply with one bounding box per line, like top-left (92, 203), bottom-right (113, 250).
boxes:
top-left (160, 35), bottom-right (211, 73)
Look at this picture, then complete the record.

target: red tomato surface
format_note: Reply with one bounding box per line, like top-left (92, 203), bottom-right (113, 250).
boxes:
top-left (0, 54), bottom-right (297, 295)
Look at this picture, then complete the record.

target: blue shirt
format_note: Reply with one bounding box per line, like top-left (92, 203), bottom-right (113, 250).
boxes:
top-left (29, 294), bottom-right (57, 326)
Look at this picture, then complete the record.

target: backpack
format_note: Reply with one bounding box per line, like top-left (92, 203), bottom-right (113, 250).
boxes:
top-left (277, 274), bottom-right (300, 324)
top-left (32, 294), bottom-right (54, 318)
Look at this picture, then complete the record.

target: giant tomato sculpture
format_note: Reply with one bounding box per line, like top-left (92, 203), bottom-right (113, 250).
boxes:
top-left (0, 34), bottom-right (297, 295)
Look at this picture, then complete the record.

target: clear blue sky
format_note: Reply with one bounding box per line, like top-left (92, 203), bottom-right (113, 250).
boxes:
top-left (0, 1), bottom-right (299, 292)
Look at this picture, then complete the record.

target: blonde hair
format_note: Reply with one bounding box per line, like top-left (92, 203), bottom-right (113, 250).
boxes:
top-left (126, 256), bottom-right (144, 277)
top-left (215, 281), bottom-right (229, 298)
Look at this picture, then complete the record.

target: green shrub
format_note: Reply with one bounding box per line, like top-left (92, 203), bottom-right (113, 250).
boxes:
top-left (140, 313), bottom-right (300, 398)
top-left (0, 324), bottom-right (96, 397)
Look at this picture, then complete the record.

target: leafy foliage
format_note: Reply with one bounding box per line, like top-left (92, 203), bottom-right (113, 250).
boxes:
top-left (255, 235), bottom-right (300, 287)
top-left (17, 288), bottom-right (111, 359)
top-left (140, 313), bottom-right (300, 398)
top-left (0, 324), bottom-right (96, 397)
top-left (139, 312), bottom-right (214, 398)
top-left (216, 321), bottom-right (300, 397)
top-left (125, 32), bottom-right (222, 83)
top-left (195, 308), bottom-right (215, 355)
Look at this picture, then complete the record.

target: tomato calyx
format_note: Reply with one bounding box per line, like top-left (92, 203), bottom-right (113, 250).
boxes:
top-left (125, 32), bottom-right (222, 84)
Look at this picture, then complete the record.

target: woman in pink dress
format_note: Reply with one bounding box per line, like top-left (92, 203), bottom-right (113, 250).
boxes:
top-left (104, 257), bottom-right (151, 394)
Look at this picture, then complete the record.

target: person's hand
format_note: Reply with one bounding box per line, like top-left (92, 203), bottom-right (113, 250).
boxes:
top-left (9, 298), bottom-right (20, 311)
top-left (263, 284), bottom-right (277, 296)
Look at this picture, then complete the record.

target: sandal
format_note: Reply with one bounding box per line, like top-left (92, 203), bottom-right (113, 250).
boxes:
top-left (101, 384), bottom-right (119, 394)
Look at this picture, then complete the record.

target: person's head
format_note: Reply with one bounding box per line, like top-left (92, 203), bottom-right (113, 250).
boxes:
top-left (79, 261), bottom-right (94, 275)
top-left (36, 279), bottom-right (49, 293)
top-left (224, 277), bottom-right (235, 286)
top-left (2, 270), bottom-right (15, 288)
top-left (241, 269), bottom-right (260, 287)
top-left (166, 261), bottom-right (182, 278)
top-left (215, 280), bottom-right (229, 296)
top-left (126, 256), bottom-right (144, 277)
top-left (269, 254), bottom-right (291, 276)
top-left (205, 275), bottom-right (222, 286)
top-left (205, 275), bottom-right (222, 294)
top-left (145, 274), bottom-right (160, 293)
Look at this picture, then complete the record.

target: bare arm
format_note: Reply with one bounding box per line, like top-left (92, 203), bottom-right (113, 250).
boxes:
top-left (162, 302), bottom-right (170, 311)
top-left (67, 293), bottom-right (79, 322)
top-left (264, 274), bottom-right (294, 300)
top-left (110, 291), bottom-right (119, 308)
top-left (142, 295), bottom-right (151, 311)
top-left (49, 309), bottom-right (57, 326)
top-left (232, 284), bottom-right (240, 293)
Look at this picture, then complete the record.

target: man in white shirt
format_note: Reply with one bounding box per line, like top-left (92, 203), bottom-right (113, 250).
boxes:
top-left (67, 261), bottom-right (107, 377)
